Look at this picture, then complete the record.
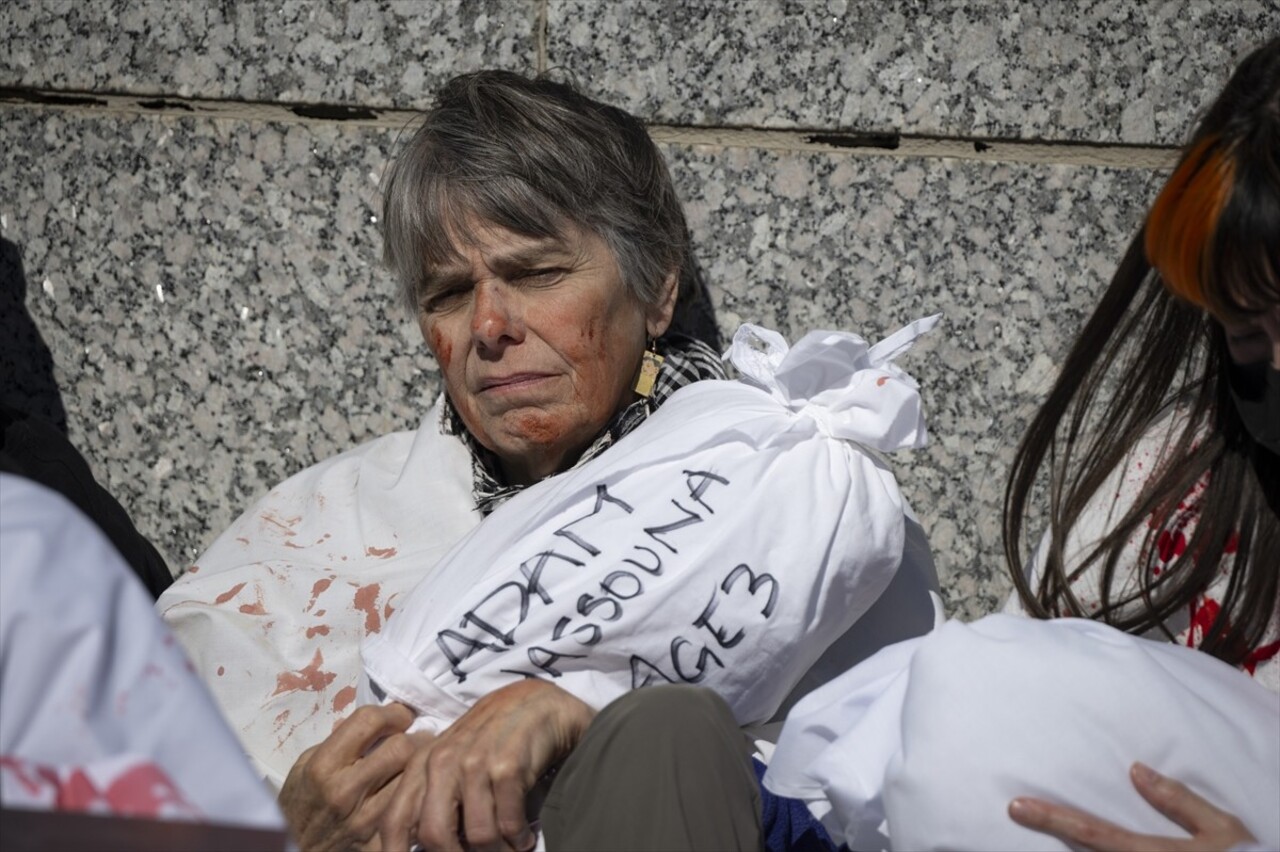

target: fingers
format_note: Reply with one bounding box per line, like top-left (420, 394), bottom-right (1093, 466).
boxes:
top-left (311, 703), bottom-right (417, 775)
top-left (1129, 762), bottom-right (1255, 845)
top-left (416, 766), bottom-right (464, 852)
top-left (1008, 797), bottom-right (1166, 852)
top-left (279, 704), bottom-right (418, 851)
top-left (377, 732), bottom-right (437, 852)
top-left (492, 769), bottom-right (537, 851)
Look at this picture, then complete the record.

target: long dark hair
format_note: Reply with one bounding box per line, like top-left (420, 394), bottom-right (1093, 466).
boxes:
top-left (1004, 37), bottom-right (1280, 664)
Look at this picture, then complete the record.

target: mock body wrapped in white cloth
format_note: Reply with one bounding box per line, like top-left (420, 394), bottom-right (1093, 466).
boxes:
top-left (361, 316), bottom-right (941, 730)
top-left (763, 614), bottom-right (1280, 851)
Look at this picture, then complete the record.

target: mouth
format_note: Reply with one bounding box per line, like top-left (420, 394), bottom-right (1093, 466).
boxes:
top-left (477, 373), bottom-right (556, 393)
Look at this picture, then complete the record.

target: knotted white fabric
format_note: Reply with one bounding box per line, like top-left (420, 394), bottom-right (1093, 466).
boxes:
top-left (763, 614), bottom-right (1280, 851)
top-left (361, 317), bottom-right (940, 732)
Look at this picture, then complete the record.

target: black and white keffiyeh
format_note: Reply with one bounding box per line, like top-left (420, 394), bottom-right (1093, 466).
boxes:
top-left (442, 335), bottom-right (726, 516)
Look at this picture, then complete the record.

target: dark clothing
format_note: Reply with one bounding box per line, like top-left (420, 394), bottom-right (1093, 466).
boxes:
top-left (541, 685), bottom-right (764, 852)
top-left (0, 406), bottom-right (172, 598)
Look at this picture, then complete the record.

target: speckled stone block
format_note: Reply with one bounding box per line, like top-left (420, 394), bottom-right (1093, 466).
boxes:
top-left (1, 108), bottom-right (437, 570)
top-left (1, 0), bottom-right (537, 107)
top-left (2, 105), bottom-right (1160, 618)
top-left (663, 144), bottom-right (1159, 617)
top-left (549, 0), bottom-right (1275, 144)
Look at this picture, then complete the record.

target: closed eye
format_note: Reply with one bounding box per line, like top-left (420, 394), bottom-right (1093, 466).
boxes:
top-left (420, 283), bottom-right (472, 314)
top-left (515, 267), bottom-right (568, 287)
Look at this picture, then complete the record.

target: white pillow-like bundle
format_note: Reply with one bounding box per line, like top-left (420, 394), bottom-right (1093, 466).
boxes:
top-left (360, 317), bottom-right (940, 731)
top-left (0, 474), bottom-right (284, 829)
top-left (764, 614), bottom-right (1280, 851)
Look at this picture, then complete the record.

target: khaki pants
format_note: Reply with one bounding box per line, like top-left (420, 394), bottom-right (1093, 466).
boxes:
top-left (541, 685), bottom-right (764, 852)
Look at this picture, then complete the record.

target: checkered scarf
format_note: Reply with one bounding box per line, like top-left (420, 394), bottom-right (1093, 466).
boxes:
top-left (441, 334), bottom-right (727, 516)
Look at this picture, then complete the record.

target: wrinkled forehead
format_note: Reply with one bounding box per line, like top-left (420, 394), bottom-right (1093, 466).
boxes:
top-left (418, 176), bottom-right (579, 275)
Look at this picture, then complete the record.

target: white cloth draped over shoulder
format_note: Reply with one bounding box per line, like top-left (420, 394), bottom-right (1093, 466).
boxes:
top-left (0, 474), bottom-right (284, 829)
top-left (157, 396), bottom-right (482, 789)
top-left (360, 317), bottom-right (943, 733)
top-left (763, 614), bottom-right (1280, 851)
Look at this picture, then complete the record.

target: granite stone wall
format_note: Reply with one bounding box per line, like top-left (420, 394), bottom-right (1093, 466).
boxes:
top-left (3, 1), bottom-right (1275, 618)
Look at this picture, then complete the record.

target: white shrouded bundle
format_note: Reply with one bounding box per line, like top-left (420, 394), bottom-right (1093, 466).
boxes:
top-left (763, 614), bottom-right (1280, 851)
top-left (361, 317), bottom-right (941, 731)
top-left (0, 475), bottom-right (284, 829)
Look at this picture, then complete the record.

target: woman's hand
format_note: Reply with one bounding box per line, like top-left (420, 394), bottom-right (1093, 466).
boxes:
top-left (1009, 761), bottom-right (1257, 851)
top-left (377, 679), bottom-right (596, 852)
top-left (279, 702), bottom-right (418, 851)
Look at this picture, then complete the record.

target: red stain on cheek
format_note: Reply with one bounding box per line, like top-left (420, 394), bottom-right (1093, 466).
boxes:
top-left (353, 584), bottom-right (383, 634)
top-left (332, 686), bottom-right (357, 714)
top-left (214, 582), bottom-right (246, 605)
top-left (428, 325), bottom-right (453, 371)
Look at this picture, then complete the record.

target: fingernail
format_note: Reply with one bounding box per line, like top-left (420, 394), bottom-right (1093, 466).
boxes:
top-left (1008, 798), bottom-right (1034, 820)
top-left (1132, 761), bottom-right (1159, 784)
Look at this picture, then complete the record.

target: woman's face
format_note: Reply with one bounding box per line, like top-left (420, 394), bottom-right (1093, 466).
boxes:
top-left (418, 218), bottom-right (676, 485)
top-left (1220, 305), bottom-right (1280, 368)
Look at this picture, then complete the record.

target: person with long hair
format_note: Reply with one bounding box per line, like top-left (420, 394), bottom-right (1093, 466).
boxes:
top-left (1001, 35), bottom-right (1279, 848)
top-left (1006, 35), bottom-right (1278, 685)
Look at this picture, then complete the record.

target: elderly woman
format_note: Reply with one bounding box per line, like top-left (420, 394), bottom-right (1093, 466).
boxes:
top-left (159, 71), bottom-right (936, 851)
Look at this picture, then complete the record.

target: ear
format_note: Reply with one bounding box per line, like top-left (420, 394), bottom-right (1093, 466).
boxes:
top-left (645, 270), bottom-right (679, 339)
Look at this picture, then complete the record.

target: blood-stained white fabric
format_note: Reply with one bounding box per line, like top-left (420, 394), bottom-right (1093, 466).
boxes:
top-left (1005, 407), bottom-right (1279, 691)
top-left (0, 474), bottom-right (284, 829)
top-left (361, 318), bottom-right (940, 733)
top-left (763, 614), bottom-right (1280, 851)
top-left (157, 395), bottom-right (482, 790)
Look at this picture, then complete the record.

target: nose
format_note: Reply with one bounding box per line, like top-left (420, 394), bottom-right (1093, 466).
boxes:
top-left (470, 279), bottom-right (524, 354)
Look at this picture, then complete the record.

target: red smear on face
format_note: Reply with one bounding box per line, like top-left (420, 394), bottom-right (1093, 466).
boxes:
top-left (428, 326), bottom-right (453, 371)
top-left (306, 624), bottom-right (330, 638)
top-left (365, 545), bottom-right (397, 559)
top-left (332, 686), bottom-right (357, 714)
top-left (512, 410), bottom-right (559, 444)
top-left (354, 584), bottom-right (382, 634)
top-left (272, 648), bottom-right (336, 696)
top-left (306, 578), bottom-right (332, 612)
top-left (214, 582), bottom-right (246, 605)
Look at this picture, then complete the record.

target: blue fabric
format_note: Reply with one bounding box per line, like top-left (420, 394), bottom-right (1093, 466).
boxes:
top-left (753, 757), bottom-right (840, 852)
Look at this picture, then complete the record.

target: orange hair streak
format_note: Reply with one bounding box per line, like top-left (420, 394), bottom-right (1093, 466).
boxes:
top-left (1144, 135), bottom-right (1236, 312)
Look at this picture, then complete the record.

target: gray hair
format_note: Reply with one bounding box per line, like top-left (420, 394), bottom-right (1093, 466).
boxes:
top-left (382, 70), bottom-right (691, 324)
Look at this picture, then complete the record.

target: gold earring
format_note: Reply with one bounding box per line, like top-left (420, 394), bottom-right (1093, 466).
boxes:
top-left (633, 339), bottom-right (665, 398)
